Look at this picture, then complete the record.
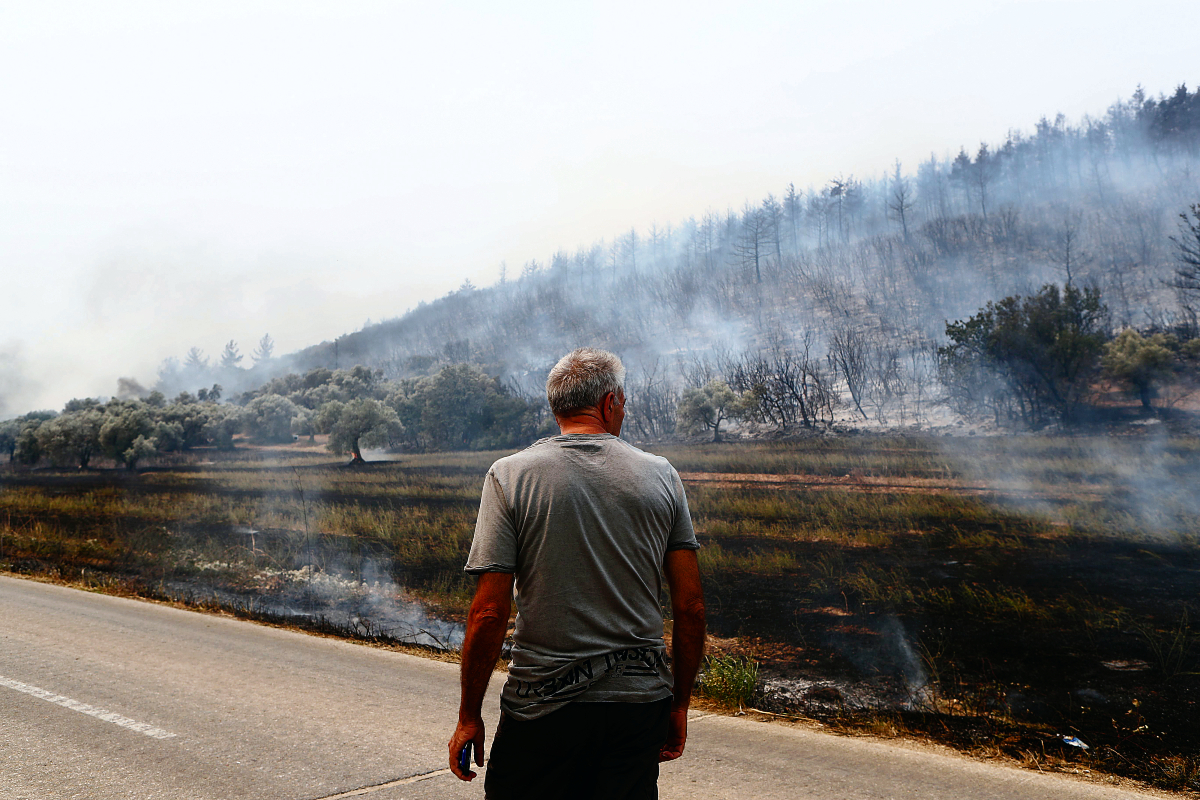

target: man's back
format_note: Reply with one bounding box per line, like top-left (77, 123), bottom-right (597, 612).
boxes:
top-left (449, 348), bottom-right (705, 796)
top-left (466, 432), bottom-right (697, 719)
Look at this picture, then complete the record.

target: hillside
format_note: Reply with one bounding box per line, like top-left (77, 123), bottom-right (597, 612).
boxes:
top-left (8, 85), bottom-right (1200, 444)
top-left (234, 84), bottom-right (1200, 430)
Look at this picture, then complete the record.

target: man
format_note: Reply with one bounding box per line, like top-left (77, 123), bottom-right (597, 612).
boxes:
top-left (448, 347), bottom-right (706, 799)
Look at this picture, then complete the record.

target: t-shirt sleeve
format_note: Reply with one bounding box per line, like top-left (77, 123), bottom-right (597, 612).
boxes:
top-left (666, 467), bottom-right (700, 551)
top-left (464, 469), bottom-right (519, 574)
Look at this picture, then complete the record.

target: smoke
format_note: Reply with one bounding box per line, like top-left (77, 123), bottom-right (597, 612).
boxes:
top-left (164, 453), bottom-right (466, 651)
top-left (116, 377), bottom-right (149, 400)
top-left (241, 86), bottom-right (1200, 437)
top-left (170, 554), bottom-right (463, 650)
top-left (244, 558), bottom-right (456, 647)
top-left (0, 341), bottom-right (39, 418)
top-left (116, 445), bottom-right (464, 650)
top-left (7, 87), bottom-right (1200, 431)
top-left (1064, 430), bottom-right (1200, 539)
top-left (940, 428), bottom-right (1200, 541)
top-left (829, 615), bottom-right (930, 700)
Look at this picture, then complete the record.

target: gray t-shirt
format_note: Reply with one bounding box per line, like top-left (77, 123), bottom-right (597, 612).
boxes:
top-left (465, 433), bottom-right (699, 720)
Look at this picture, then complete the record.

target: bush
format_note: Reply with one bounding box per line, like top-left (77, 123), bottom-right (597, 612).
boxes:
top-left (1101, 329), bottom-right (1176, 408)
top-left (242, 394), bottom-right (300, 443)
top-left (699, 654), bottom-right (759, 708)
top-left (99, 402), bottom-right (156, 468)
top-left (677, 380), bottom-right (757, 442)
top-left (939, 284), bottom-right (1106, 427)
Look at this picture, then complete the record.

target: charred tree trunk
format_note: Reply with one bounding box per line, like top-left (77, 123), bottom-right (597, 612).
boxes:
top-left (348, 435), bottom-right (366, 466)
top-left (1139, 385), bottom-right (1154, 409)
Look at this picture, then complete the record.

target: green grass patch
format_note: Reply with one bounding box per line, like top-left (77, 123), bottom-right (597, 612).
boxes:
top-left (700, 654), bottom-right (760, 709)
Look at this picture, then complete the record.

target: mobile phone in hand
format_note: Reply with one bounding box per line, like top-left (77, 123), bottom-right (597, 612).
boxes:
top-left (458, 741), bottom-right (473, 774)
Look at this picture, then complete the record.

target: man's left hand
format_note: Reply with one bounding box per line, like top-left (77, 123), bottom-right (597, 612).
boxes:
top-left (659, 707), bottom-right (689, 762)
top-left (449, 716), bottom-right (485, 781)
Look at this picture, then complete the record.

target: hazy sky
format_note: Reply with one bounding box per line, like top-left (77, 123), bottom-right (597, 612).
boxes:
top-left (2, 0), bottom-right (1198, 414)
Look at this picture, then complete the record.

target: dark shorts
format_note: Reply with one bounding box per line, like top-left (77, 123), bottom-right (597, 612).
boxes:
top-left (483, 698), bottom-right (671, 800)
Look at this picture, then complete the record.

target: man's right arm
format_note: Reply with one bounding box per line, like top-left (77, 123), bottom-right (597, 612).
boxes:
top-left (449, 571), bottom-right (513, 780)
top-left (451, 467), bottom-right (518, 780)
top-left (661, 548), bottom-right (705, 762)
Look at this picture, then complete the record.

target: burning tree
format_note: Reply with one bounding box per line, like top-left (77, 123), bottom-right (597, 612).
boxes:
top-left (317, 398), bottom-right (402, 464)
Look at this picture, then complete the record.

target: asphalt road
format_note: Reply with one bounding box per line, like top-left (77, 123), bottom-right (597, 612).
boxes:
top-left (0, 575), bottom-right (1164, 800)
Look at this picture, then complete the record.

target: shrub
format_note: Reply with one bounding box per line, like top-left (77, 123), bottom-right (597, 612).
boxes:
top-left (939, 284), bottom-right (1106, 427)
top-left (242, 394), bottom-right (301, 443)
top-left (1101, 329), bottom-right (1176, 408)
top-left (677, 380), bottom-right (757, 442)
top-left (700, 654), bottom-right (759, 708)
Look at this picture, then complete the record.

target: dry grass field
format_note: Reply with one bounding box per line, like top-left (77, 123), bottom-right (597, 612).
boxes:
top-left (2, 432), bottom-right (1198, 792)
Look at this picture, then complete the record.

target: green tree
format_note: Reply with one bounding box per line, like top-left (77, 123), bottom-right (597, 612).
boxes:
top-left (160, 396), bottom-right (218, 449)
top-left (220, 340), bottom-right (243, 369)
top-left (154, 420), bottom-right (186, 452)
top-left (291, 408), bottom-right (316, 442)
top-left (14, 424), bottom-right (41, 465)
top-left (36, 409), bottom-right (103, 468)
top-left (210, 362), bottom-right (543, 453)
top-left (242, 394), bottom-right (300, 443)
top-left (252, 334), bottom-right (275, 365)
top-left (0, 418), bottom-right (21, 462)
top-left (319, 398), bottom-right (402, 463)
top-left (676, 380), bottom-right (756, 442)
top-left (1101, 329), bottom-right (1176, 408)
top-left (396, 364), bottom-right (535, 450)
top-left (939, 284), bottom-right (1107, 427)
top-left (329, 365), bottom-right (384, 401)
top-left (196, 383), bottom-right (222, 402)
top-left (12, 411), bottom-right (57, 465)
top-left (63, 397), bottom-right (101, 413)
top-left (203, 404), bottom-right (241, 450)
top-left (99, 402), bottom-right (157, 469)
top-left (123, 435), bottom-right (158, 470)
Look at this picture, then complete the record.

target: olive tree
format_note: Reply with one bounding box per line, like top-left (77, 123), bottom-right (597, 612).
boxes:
top-left (35, 409), bottom-right (103, 468)
top-left (99, 402), bottom-right (157, 469)
top-left (1101, 329), bottom-right (1177, 408)
top-left (242, 394), bottom-right (300, 443)
top-left (159, 395), bottom-right (220, 450)
top-left (11, 412), bottom-right (56, 464)
top-left (317, 398), bottom-right (402, 463)
top-left (392, 364), bottom-right (538, 450)
top-left (123, 435), bottom-right (158, 470)
top-left (0, 418), bottom-right (21, 462)
top-left (290, 408), bottom-right (316, 442)
top-left (203, 404), bottom-right (242, 450)
top-left (676, 380), bottom-right (756, 442)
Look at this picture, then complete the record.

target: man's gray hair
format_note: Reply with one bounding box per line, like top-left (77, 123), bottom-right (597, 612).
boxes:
top-left (546, 348), bottom-right (626, 416)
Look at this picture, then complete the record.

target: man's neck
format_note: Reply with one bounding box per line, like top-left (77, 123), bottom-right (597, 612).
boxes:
top-left (556, 420), bottom-right (609, 435)
top-left (555, 409), bottom-right (611, 436)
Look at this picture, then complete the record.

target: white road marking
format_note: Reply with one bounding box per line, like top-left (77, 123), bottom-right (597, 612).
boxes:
top-left (0, 675), bottom-right (177, 740)
top-left (309, 768), bottom-right (453, 799)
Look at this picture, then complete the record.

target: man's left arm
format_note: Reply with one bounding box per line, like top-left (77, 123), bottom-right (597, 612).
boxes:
top-left (661, 548), bottom-right (705, 762)
top-left (448, 571), bottom-right (513, 781)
